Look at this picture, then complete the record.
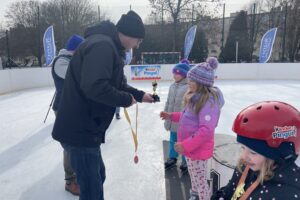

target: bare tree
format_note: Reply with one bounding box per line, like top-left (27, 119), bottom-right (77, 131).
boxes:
top-left (5, 1), bottom-right (40, 28)
top-left (246, 0), bottom-right (300, 62)
top-left (286, 0), bottom-right (300, 61)
top-left (3, 0), bottom-right (106, 64)
top-left (42, 0), bottom-right (100, 47)
top-left (4, 1), bottom-right (41, 63)
top-left (148, 0), bottom-right (221, 51)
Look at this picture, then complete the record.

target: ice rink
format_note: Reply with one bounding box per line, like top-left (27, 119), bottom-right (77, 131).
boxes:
top-left (1, 80), bottom-right (300, 200)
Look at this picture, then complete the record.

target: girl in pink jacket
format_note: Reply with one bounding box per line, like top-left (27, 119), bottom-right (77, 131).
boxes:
top-left (160, 57), bottom-right (224, 200)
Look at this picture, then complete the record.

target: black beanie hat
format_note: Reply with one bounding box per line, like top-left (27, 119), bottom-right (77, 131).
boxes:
top-left (237, 135), bottom-right (295, 164)
top-left (116, 10), bottom-right (145, 39)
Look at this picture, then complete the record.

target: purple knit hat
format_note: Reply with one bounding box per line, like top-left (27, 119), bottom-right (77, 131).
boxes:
top-left (172, 59), bottom-right (190, 77)
top-left (187, 57), bottom-right (218, 87)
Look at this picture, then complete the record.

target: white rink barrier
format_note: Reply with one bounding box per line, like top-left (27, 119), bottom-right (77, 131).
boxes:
top-left (0, 63), bottom-right (300, 94)
top-left (209, 134), bottom-right (240, 194)
top-left (123, 63), bottom-right (300, 81)
top-left (0, 67), bottom-right (53, 94)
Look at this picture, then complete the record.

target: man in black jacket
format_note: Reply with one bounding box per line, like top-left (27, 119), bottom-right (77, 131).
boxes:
top-left (52, 10), bottom-right (153, 200)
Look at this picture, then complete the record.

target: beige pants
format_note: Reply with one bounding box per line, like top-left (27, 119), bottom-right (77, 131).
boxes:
top-left (54, 111), bottom-right (76, 182)
top-left (63, 149), bottom-right (76, 182)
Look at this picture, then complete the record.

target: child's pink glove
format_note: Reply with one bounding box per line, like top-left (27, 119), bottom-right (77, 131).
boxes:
top-left (160, 111), bottom-right (171, 120)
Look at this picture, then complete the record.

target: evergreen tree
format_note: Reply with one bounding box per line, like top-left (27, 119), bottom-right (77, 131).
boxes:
top-left (189, 28), bottom-right (208, 63)
top-left (220, 11), bottom-right (251, 63)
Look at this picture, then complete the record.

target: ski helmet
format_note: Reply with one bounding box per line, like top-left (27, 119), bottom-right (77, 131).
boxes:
top-left (233, 101), bottom-right (300, 158)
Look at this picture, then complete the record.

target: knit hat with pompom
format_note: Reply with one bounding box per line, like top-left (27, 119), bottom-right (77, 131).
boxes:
top-left (187, 57), bottom-right (218, 87)
top-left (172, 59), bottom-right (191, 77)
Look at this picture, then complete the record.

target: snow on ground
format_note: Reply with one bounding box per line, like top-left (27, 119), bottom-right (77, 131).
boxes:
top-left (0, 80), bottom-right (300, 200)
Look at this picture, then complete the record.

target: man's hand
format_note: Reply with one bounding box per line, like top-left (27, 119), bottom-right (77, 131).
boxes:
top-left (142, 93), bottom-right (154, 103)
top-left (174, 142), bottom-right (184, 154)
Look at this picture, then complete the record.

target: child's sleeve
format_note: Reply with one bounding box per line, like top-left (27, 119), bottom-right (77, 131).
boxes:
top-left (164, 85), bottom-right (172, 112)
top-left (182, 102), bottom-right (220, 152)
top-left (171, 112), bottom-right (182, 122)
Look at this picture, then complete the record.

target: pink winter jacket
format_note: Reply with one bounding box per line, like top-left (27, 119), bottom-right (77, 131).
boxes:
top-left (171, 87), bottom-right (224, 160)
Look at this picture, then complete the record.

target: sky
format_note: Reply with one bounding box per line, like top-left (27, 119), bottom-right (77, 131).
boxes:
top-left (0, 0), bottom-right (254, 25)
top-left (1, 80), bottom-right (300, 200)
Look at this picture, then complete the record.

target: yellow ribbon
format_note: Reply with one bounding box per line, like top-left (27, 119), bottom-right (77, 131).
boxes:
top-left (124, 104), bottom-right (138, 153)
top-left (231, 183), bottom-right (245, 200)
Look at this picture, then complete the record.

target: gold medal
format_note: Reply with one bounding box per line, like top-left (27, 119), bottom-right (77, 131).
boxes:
top-left (231, 183), bottom-right (245, 200)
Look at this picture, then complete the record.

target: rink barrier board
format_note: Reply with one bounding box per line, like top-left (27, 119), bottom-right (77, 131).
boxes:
top-left (1, 63), bottom-right (300, 94)
top-left (209, 134), bottom-right (240, 194)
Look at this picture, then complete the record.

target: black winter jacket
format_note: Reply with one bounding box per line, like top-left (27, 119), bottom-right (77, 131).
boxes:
top-left (52, 21), bottom-right (145, 147)
top-left (211, 158), bottom-right (300, 200)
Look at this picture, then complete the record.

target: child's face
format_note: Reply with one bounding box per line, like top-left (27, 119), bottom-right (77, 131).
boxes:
top-left (173, 74), bottom-right (184, 83)
top-left (188, 79), bottom-right (198, 93)
top-left (240, 144), bottom-right (267, 171)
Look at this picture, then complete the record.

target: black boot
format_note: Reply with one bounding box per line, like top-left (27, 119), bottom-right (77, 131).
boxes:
top-left (164, 158), bottom-right (177, 170)
top-left (180, 160), bottom-right (188, 175)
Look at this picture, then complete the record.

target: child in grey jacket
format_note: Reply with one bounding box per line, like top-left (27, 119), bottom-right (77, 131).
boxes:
top-left (164, 59), bottom-right (190, 173)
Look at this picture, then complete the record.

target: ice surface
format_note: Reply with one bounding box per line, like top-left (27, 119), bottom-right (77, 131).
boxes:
top-left (1, 80), bottom-right (300, 200)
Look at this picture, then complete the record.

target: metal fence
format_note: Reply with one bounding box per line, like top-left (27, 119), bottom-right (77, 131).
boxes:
top-left (0, 1), bottom-right (299, 68)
